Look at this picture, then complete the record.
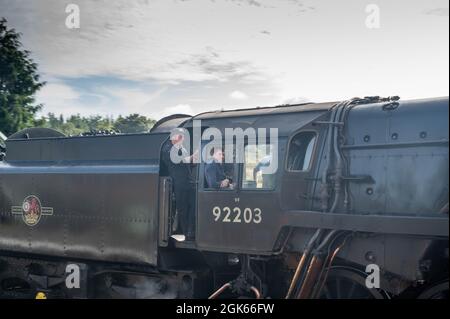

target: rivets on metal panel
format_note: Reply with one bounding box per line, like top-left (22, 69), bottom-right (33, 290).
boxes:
top-left (366, 188), bottom-right (374, 195)
top-left (365, 251), bottom-right (376, 263)
top-left (420, 131), bottom-right (427, 139)
top-left (228, 254), bottom-right (240, 266)
top-left (363, 135), bottom-right (371, 143)
top-left (391, 133), bottom-right (398, 140)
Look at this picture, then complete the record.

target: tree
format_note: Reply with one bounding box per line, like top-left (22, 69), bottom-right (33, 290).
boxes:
top-left (36, 113), bottom-right (154, 136)
top-left (85, 115), bottom-right (114, 132)
top-left (113, 114), bottom-right (156, 134)
top-left (0, 18), bottom-right (45, 136)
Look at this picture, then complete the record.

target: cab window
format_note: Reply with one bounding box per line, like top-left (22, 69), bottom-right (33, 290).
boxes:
top-left (203, 145), bottom-right (237, 191)
top-left (286, 132), bottom-right (317, 172)
top-left (242, 144), bottom-right (276, 190)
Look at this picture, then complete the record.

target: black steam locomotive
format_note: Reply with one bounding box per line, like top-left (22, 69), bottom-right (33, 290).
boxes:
top-left (0, 96), bottom-right (448, 299)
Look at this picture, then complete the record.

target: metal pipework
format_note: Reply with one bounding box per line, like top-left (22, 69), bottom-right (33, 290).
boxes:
top-left (250, 286), bottom-right (262, 299)
top-left (208, 282), bottom-right (262, 299)
top-left (294, 230), bottom-right (340, 299)
top-left (285, 229), bottom-right (323, 299)
top-left (296, 255), bottom-right (325, 299)
top-left (311, 232), bottom-right (353, 299)
top-left (285, 251), bottom-right (309, 299)
top-left (320, 103), bottom-right (341, 211)
top-left (208, 282), bottom-right (232, 299)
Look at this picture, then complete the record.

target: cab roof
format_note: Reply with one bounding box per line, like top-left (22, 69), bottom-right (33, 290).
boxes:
top-left (193, 101), bottom-right (336, 120)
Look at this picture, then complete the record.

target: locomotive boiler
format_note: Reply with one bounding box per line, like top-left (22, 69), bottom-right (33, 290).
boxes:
top-left (0, 96), bottom-right (448, 299)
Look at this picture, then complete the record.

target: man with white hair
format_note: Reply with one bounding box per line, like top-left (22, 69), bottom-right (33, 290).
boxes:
top-left (161, 128), bottom-right (197, 241)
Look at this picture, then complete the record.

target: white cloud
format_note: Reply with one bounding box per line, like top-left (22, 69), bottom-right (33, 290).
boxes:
top-left (157, 104), bottom-right (194, 119)
top-left (424, 8), bottom-right (449, 17)
top-left (35, 82), bottom-right (197, 121)
top-left (36, 82), bottom-right (80, 101)
top-left (35, 82), bottom-right (84, 116)
top-left (1, 0), bottom-right (448, 118)
top-left (230, 90), bottom-right (249, 100)
top-left (97, 86), bottom-right (168, 115)
top-left (1, 0), bottom-right (280, 83)
top-left (281, 96), bottom-right (311, 105)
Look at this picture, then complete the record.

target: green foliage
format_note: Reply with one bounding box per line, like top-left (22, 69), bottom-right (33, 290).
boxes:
top-left (113, 114), bottom-right (156, 134)
top-left (37, 113), bottom-right (155, 136)
top-left (0, 18), bottom-right (44, 136)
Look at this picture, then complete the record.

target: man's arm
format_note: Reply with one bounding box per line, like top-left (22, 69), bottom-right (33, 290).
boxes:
top-left (182, 149), bottom-right (199, 163)
top-left (253, 162), bottom-right (262, 181)
top-left (253, 157), bottom-right (271, 180)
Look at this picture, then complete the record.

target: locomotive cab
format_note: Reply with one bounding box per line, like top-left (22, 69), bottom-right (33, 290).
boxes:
top-left (174, 103), bottom-right (334, 253)
top-left (158, 103), bottom-right (332, 250)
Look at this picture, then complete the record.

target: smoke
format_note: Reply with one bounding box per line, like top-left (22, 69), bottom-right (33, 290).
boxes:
top-left (111, 276), bottom-right (178, 299)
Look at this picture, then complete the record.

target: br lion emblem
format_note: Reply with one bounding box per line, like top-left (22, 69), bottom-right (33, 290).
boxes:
top-left (11, 195), bottom-right (54, 226)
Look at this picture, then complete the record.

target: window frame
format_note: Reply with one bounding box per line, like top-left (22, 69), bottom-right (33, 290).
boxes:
top-left (285, 130), bottom-right (319, 173)
top-left (239, 142), bottom-right (278, 192)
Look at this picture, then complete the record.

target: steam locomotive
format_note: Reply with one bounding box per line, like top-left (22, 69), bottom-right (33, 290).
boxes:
top-left (0, 96), bottom-right (448, 299)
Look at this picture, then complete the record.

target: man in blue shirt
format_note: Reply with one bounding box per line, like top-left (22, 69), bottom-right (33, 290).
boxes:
top-left (205, 148), bottom-right (233, 189)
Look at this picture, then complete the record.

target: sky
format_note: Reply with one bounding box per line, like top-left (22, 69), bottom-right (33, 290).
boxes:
top-left (0, 0), bottom-right (448, 120)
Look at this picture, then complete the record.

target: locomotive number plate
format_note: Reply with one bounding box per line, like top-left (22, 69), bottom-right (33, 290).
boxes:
top-left (212, 206), bottom-right (262, 224)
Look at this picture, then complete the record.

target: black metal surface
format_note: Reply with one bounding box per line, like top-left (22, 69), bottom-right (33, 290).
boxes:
top-left (0, 133), bottom-right (168, 266)
top-left (5, 132), bottom-right (166, 163)
top-left (319, 267), bottom-right (388, 299)
top-left (193, 101), bottom-right (335, 120)
top-left (8, 127), bottom-right (66, 140)
top-left (0, 96), bottom-right (448, 267)
top-left (186, 110), bottom-right (326, 137)
top-left (195, 97), bottom-right (449, 255)
top-left (336, 97), bottom-right (449, 216)
top-left (150, 114), bottom-right (192, 133)
top-left (0, 167), bottom-right (160, 265)
top-left (282, 210), bottom-right (448, 237)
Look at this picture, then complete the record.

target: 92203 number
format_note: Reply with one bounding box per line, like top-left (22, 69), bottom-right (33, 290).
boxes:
top-left (212, 207), bottom-right (262, 224)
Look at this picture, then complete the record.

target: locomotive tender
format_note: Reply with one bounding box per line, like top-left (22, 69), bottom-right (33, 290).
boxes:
top-left (0, 96), bottom-right (448, 299)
